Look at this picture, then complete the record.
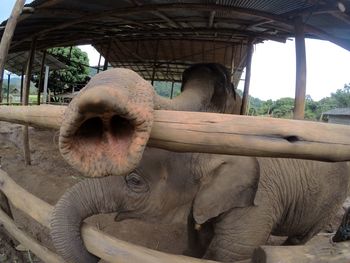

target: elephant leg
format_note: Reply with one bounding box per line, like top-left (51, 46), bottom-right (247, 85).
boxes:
top-left (203, 206), bottom-right (274, 262)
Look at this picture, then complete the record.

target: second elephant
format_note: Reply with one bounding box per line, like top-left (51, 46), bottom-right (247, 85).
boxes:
top-left (51, 148), bottom-right (350, 262)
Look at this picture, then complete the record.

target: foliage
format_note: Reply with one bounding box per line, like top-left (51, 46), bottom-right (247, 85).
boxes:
top-left (154, 81), bottom-right (181, 98)
top-left (32, 47), bottom-right (90, 94)
top-left (245, 83), bottom-right (350, 120)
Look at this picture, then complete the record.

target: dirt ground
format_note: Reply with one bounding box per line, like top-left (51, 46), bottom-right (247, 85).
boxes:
top-left (0, 121), bottom-right (346, 262)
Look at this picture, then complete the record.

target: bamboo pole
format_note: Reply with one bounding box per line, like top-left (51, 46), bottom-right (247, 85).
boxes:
top-left (1, 105), bottom-right (350, 162)
top-left (0, 0), bottom-right (25, 102)
top-left (240, 38), bottom-right (254, 115)
top-left (293, 16), bottom-right (307, 120)
top-left (0, 169), bottom-right (216, 263)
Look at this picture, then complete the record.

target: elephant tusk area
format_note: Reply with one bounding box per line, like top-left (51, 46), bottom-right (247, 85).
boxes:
top-left (1, 105), bottom-right (350, 162)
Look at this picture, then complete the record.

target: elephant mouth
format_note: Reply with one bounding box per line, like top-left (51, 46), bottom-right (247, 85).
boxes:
top-left (114, 211), bottom-right (135, 222)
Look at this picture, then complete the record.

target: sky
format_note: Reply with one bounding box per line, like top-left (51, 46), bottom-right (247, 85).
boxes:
top-left (2, 0), bottom-right (350, 101)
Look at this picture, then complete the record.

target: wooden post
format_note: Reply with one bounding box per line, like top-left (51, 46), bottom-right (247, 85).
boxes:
top-left (97, 53), bottom-right (102, 73)
top-left (6, 73), bottom-right (10, 104)
top-left (151, 40), bottom-right (160, 85)
top-left (240, 38), bottom-right (254, 115)
top-left (103, 39), bottom-right (112, 71)
top-left (293, 16), bottom-right (307, 120)
top-left (22, 37), bottom-right (37, 165)
top-left (170, 81), bottom-right (175, 99)
top-left (37, 50), bottom-right (46, 105)
top-left (0, 0), bottom-right (25, 102)
top-left (43, 65), bottom-right (49, 104)
top-left (20, 67), bottom-right (24, 103)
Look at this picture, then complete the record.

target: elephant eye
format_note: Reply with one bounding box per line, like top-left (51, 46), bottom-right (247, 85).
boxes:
top-left (125, 172), bottom-right (149, 193)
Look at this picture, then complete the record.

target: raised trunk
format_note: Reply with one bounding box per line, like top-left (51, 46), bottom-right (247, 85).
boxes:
top-left (59, 65), bottom-right (238, 178)
top-left (51, 176), bottom-right (122, 263)
top-left (154, 76), bottom-right (215, 111)
top-left (59, 68), bottom-right (155, 177)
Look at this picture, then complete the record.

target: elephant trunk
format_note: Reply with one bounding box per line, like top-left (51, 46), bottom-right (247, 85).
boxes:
top-left (59, 68), bottom-right (155, 177)
top-left (51, 176), bottom-right (123, 263)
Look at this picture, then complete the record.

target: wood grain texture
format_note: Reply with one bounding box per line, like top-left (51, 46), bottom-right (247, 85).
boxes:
top-left (1, 106), bottom-right (350, 161)
top-left (253, 236), bottom-right (350, 263)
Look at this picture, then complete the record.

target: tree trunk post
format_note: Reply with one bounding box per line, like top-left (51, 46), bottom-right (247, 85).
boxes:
top-left (0, 0), bottom-right (25, 103)
top-left (293, 16), bottom-right (307, 120)
top-left (43, 65), bottom-right (49, 104)
top-left (97, 53), bottom-right (102, 73)
top-left (22, 37), bottom-right (37, 165)
top-left (20, 67), bottom-right (24, 103)
top-left (6, 73), bottom-right (10, 104)
top-left (240, 38), bottom-right (254, 115)
top-left (37, 50), bottom-right (46, 105)
top-left (170, 81), bottom-right (175, 99)
top-left (103, 39), bottom-right (112, 71)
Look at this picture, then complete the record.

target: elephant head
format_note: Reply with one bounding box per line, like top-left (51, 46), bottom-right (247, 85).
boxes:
top-left (58, 64), bottom-right (241, 178)
top-left (51, 149), bottom-right (260, 263)
top-left (52, 63), bottom-right (243, 262)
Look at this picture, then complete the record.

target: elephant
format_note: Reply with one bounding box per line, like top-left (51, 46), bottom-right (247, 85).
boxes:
top-left (50, 64), bottom-right (349, 262)
top-left (51, 149), bottom-right (350, 262)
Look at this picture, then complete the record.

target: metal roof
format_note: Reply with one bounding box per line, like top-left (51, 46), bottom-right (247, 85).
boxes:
top-left (1, 0), bottom-right (349, 81)
top-left (323, 108), bottom-right (350, 116)
top-left (5, 51), bottom-right (67, 75)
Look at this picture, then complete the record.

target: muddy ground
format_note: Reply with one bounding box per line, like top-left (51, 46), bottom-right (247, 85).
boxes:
top-left (0, 121), bottom-right (346, 262)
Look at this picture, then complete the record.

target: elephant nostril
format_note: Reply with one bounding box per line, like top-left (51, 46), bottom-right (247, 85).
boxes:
top-left (75, 117), bottom-right (104, 141)
top-left (110, 115), bottom-right (135, 142)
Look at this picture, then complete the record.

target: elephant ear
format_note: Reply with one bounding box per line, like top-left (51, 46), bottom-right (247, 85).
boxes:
top-left (193, 157), bottom-right (260, 225)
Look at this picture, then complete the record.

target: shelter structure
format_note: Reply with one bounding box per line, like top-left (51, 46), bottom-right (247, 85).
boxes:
top-left (1, 0), bottom-right (350, 116)
top-left (322, 108), bottom-right (350, 125)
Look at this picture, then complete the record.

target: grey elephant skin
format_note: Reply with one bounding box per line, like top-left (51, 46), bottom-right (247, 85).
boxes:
top-left (50, 64), bottom-right (350, 263)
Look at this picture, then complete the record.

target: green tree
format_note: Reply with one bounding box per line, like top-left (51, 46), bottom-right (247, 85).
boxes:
top-left (270, 97), bottom-right (294, 118)
top-left (330, 83), bottom-right (350, 108)
top-left (33, 47), bottom-right (90, 95)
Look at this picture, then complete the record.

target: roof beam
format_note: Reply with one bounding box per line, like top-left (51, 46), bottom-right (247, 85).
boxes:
top-left (208, 11), bottom-right (216, 28)
top-left (7, 3), bottom-right (349, 51)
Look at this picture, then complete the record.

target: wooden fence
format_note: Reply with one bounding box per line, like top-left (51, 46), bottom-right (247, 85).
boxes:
top-left (0, 105), bottom-right (350, 262)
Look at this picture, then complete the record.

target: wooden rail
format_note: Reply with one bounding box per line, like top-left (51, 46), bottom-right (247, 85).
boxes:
top-left (1, 105), bottom-right (350, 162)
top-left (0, 169), bottom-right (216, 263)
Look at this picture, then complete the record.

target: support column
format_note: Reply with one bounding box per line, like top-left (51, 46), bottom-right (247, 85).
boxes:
top-left (22, 37), bottom-right (37, 166)
top-left (97, 53), bottom-right (102, 73)
top-left (20, 67), bottom-right (24, 103)
top-left (151, 40), bottom-right (160, 85)
top-left (43, 65), bottom-right (49, 104)
top-left (0, 0), bottom-right (25, 103)
top-left (6, 73), bottom-right (10, 104)
top-left (293, 16), bottom-right (307, 120)
top-left (103, 39), bottom-right (112, 71)
top-left (170, 82), bottom-right (175, 99)
top-left (240, 38), bottom-right (254, 115)
top-left (37, 50), bottom-right (46, 105)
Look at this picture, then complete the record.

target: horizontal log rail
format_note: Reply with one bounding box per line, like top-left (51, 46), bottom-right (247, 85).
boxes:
top-left (1, 105), bottom-right (350, 161)
top-left (0, 169), bottom-right (216, 263)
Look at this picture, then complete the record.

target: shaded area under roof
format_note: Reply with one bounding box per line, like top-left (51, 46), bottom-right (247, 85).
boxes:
top-left (5, 51), bottom-right (67, 75)
top-left (1, 0), bottom-right (349, 80)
